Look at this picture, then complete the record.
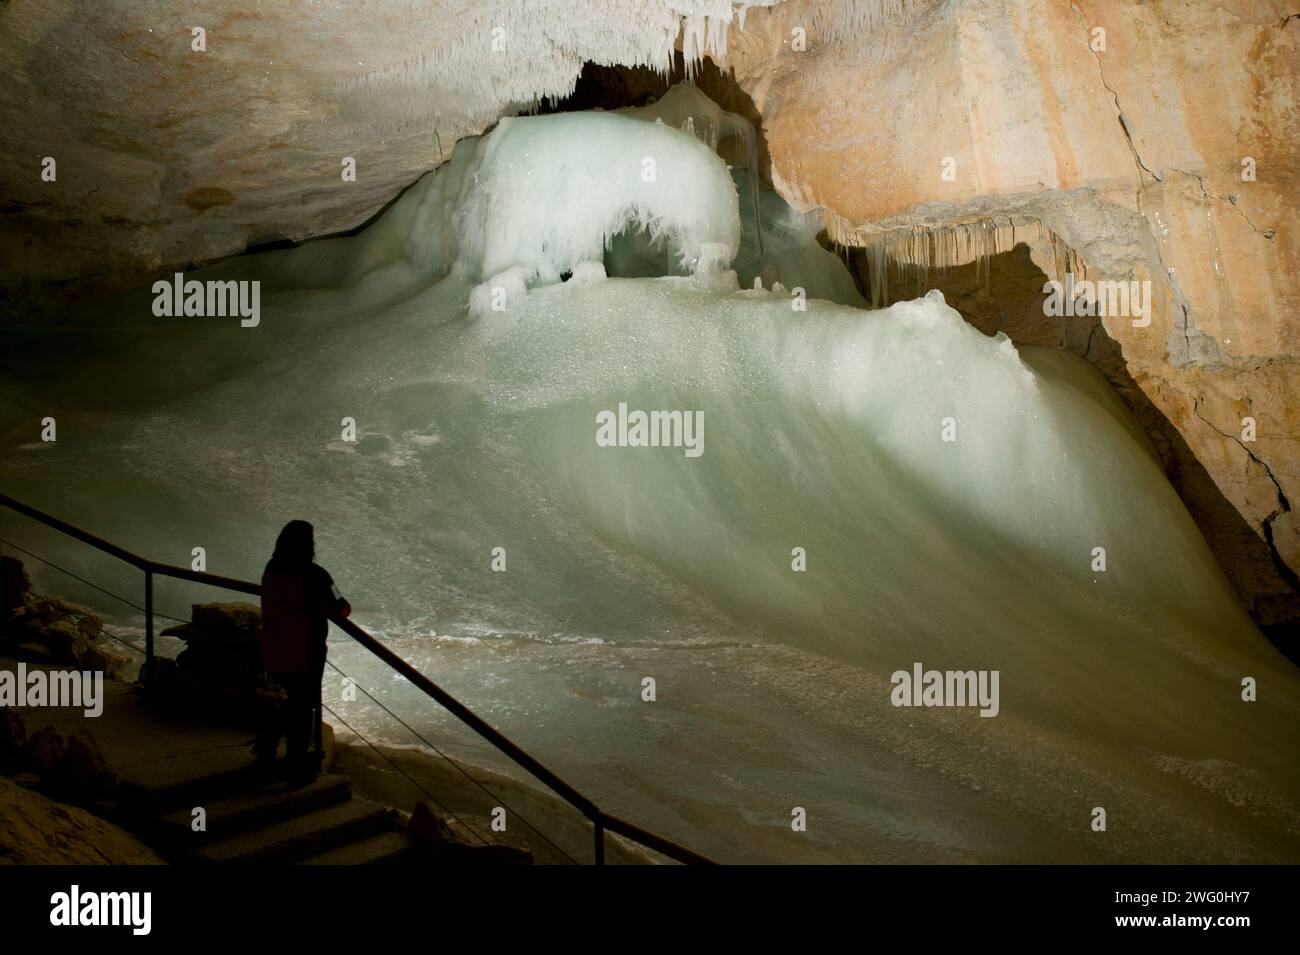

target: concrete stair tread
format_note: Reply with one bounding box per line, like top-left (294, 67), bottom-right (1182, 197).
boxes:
top-left (192, 799), bottom-right (393, 864)
top-left (295, 831), bottom-right (416, 865)
top-left (117, 748), bottom-right (266, 811)
top-left (155, 773), bottom-right (352, 840)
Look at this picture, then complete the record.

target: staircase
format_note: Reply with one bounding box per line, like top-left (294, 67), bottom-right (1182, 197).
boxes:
top-left (0, 492), bottom-right (715, 865)
top-left (121, 761), bottom-right (416, 865)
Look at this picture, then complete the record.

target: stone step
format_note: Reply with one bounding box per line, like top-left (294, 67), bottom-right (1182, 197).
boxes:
top-left (117, 748), bottom-right (269, 816)
top-left (152, 774), bottom-right (352, 845)
top-left (191, 799), bottom-right (394, 864)
top-left (295, 830), bottom-right (417, 865)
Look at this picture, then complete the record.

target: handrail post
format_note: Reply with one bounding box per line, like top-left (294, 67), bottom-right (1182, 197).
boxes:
top-left (143, 569), bottom-right (154, 691)
top-left (0, 494), bottom-right (717, 865)
top-left (314, 683), bottom-right (323, 767)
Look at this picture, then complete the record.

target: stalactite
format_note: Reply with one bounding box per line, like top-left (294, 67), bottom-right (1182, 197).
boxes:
top-left (823, 213), bottom-right (1088, 310)
top-left (810, 0), bottom-right (920, 42)
top-left (338, 1), bottom-right (780, 135)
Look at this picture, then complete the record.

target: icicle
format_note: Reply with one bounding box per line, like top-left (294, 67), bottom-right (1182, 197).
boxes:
top-left (812, 0), bottom-right (913, 43)
top-left (338, 2), bottom-right (766, 137)
top-left (622, 83), bottom-right (765, 257)
top-left (839, 217), bottom-right (1039, 309)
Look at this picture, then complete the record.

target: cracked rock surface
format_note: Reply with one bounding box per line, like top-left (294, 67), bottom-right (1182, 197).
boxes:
top-left (724, 0), bottom-right (1299, 627)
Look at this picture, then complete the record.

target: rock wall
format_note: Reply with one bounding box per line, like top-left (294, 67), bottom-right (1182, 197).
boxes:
top-left (0, 0), bottom-right (757, 315)
top-left (0, 772), bottom-right (164, 864)
top-left (0, 0), bottom-right (478, 315)
top-left (724, 0), bottom-right (1300, 629)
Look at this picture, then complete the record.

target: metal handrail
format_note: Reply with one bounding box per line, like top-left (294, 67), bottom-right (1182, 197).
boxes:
top-left (0, 492), bottom-right (715, 865)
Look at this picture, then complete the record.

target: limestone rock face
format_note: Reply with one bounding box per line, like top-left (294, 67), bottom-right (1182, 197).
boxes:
top-left (725, 0), bottom-right (1300, 627)
top-left (0, 775), bottom-right (164, 864)
top-left (0, 0), bottom-right (492, 315)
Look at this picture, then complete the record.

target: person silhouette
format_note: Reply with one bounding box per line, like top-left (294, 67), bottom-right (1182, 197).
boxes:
top-left (253, 520), bottom-right (350, 786)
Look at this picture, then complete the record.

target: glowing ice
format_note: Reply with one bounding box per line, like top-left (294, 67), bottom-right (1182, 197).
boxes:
top-left (457, 111), bottom-right (740, 289)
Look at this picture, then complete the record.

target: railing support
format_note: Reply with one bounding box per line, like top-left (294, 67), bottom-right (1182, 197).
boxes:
top-left (314, 684), bottom-right (323, 766)
top-left (0, 492), bottom-right (715, 864)
top-left (144, 569), bottom-right (154, 691)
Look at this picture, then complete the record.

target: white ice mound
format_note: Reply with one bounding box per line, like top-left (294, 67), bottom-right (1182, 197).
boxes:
top-left (619, 83), bottom-right (766, 253)
top-left (227, 86), bottom-right (846, 307)
top-left (451, 110), bottom-right (741, 287)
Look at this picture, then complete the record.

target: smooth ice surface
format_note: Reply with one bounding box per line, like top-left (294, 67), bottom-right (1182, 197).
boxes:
top-left (3, 96), bottom-right (1298, 864)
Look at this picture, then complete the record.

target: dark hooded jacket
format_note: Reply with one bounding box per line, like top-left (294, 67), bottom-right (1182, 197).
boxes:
top-left (260, 521), bottom-right (348, 673)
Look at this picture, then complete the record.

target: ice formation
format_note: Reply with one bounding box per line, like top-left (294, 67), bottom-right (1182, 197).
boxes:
top-left (824, 213), bottom-right (1097, 309)
top-left (453, 111), bottom-right (741, 288)
top-left (4, 92), bottom-right (1298, 864)
top-left (728, 169), bottom-right (863, 305)
top-left (619, 83), bottom-right (765, 257)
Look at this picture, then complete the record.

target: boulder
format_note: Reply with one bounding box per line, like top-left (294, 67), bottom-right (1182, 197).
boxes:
top-left (157, 622), bottom-right (201, 642)
top-left (408, 800), bottom-right (464, 846)
top-left (38, 619), bottom-right (90, 665)
top-left (13, 641), bottom-right (52, 662)
top-left (75, 615), bottom-right (102, 640)
top-left (192, 602), bottom-right (262, 634)
top-left (47, 597), bottom-right (103, 635)
top-left (143, 656), bottom-right (181, 694)
top-left (408, 801), bottom-right (534, 865)
top-left (3, 586), bottom-right (125, 675)
top-left (0, 777), bottom-right (164, 864)
top-left (81, 641), bottom-right (134, 681)
top-left (2, 597), bottom-right (48, 646)
top-left (27, 724), bottom-right (65, 778)
top-left (153, 602), bottom-right (266, 723)
top-left (0, 706), bottom-right (27, 771)
top-left (64, 729), bottom-right (118, 798)
top-left (1, 556), bottom-right (31, 611)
